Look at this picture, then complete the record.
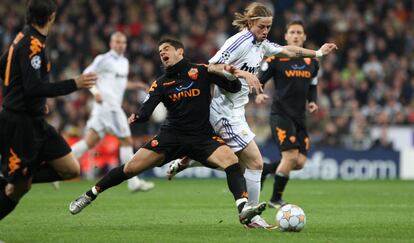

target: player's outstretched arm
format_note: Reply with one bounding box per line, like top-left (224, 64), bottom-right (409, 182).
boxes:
top-left (208, 64), bottom-right (263, 94)
top-left (74, 73), bottom-right (97, 89)
top-left (126, 81), bottom-right (149, 91)
top-left (277, 43), bottom-right (338, 58)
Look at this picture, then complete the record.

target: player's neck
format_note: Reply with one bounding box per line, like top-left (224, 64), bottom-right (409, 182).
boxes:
top-left (31, 24), bottom-right (49, 36)
top-left (110, 49), bottom-right (123, 57)
top-left (165, 57), bottom-right (188, 75)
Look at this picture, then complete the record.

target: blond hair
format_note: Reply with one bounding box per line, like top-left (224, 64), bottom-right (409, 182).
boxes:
top-left (232, 2), bottom-right (273, 31)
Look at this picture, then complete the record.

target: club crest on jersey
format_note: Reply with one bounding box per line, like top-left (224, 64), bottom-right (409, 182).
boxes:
top-left (188, 68), bottom-right (199, 80)
top-left (151, 140), bottom-right (159, 147)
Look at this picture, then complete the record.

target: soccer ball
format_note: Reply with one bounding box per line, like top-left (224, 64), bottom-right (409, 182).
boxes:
top-left (275, 204), bottom-right (306, 232)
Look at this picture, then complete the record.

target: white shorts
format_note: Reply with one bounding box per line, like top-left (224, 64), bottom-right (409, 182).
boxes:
top-left (209, 114), bottom-right (255, 153)
top-left (86, 108), bottom-right (131, 138)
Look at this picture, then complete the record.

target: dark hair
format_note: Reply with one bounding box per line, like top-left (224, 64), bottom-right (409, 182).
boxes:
top-left (286, 20), bottom-right (306, 33)
top-left (26, 0), bottom-right (57, 27)
top-left (158, 37), bottom-right (184, 50)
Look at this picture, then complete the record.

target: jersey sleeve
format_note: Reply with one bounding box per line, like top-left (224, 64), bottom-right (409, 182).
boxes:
top-left (263, 40), bottom-right (283, 57)
top-left (310, 59), bottom-right (319, 85)
top-left (83, 54), bottom-right (105, 74)
top-left (308, 59), bottom-right (319, 102)
top-left (209, 32), bottom-right (253, 64)
top-left (135, 80), bottom-right (163, 123)
top-left (18, 42), bottom-right (77, 97)
top-left (259, 57), bottom-right (276, 85)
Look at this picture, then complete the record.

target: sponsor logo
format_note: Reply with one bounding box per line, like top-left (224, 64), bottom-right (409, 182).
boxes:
top-left (115, 73), bottom-right (127, 78)
top-left (291, 64), bottom-right (306, 70)
top-left (29, 36), bottom-right (44, 58)
top-left (8, 148), bottom-right (21, 175)
top-left (290, 151), bottom-right (398, 180)
top-left (169, 88), bottom-right (200, 102)
top-left (276, 127), bottom-right (286, 145)
top-left (240, 62), bottom-right (257, 74)
top-left (148, 80), bottom-right (157, 92)
top-left (175, 81), bottom-right (194, 91)
top-left (289, 136), bottom-right (296, 144)
top-left (284, 70), bottom-right (312, 78)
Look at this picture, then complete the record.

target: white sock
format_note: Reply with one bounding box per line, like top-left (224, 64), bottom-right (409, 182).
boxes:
top-left (119, 146), bottom-right (134, 165)
top-left (236, 198), bottom-right (248, 208)
top-left (120, 146), bottom-right (140, 184)
top-left (71, 140), bottom-right (89, 159)
top-left (91, 186), bottom-right (99, 195)
top-left (244, 169), bottom-right (262, 206)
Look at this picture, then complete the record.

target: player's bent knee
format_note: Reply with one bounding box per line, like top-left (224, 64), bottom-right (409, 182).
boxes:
top-left (59, 161), bottom-right (81, 179)
top-left (294, 163), bottom-right (304, 170)
top-left (247, 158), bottom-right (263, 170)
top-left (294, 157), bottom-right (307, 170)
top-left (5, 182), bottom-right (32, 200)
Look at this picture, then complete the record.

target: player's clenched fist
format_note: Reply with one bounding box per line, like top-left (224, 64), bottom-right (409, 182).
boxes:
top-left (74, 73), bottom-right (97, 89)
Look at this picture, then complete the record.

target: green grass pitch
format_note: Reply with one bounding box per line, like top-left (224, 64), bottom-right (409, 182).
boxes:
top-left (1, 179), bottom-right (413, 242)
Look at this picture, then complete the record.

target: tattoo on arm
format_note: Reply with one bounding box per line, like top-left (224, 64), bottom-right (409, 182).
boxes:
top-left (295, 50), bottom-right (304, 57)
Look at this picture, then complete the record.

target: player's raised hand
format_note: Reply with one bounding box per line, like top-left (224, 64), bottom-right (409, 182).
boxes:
top-left (318, 43), bottom-right (338, 56)
top-left (234, 69), bottom-right (263, 94)
top-left (308, 102), bottom-right (319, 113)
top-left (128, 113), bottom-right (138, 124)
top-left (255, 94), bottom-right (269, 104)
top-left (74, 73), bottom-right (97, 89)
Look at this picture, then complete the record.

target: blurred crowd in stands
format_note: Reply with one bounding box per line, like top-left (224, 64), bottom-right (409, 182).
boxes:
top-left (1, 0), bottom-right (413, 152)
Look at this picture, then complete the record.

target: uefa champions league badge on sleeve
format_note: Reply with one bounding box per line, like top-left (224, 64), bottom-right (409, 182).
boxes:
top-left (31, 55), bottom-right (42, 69)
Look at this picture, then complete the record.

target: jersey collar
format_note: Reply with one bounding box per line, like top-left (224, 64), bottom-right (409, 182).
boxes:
top-left (109, 49), bottom-right (124, 59)
top-left (165, 58), bottom-right (191, 77)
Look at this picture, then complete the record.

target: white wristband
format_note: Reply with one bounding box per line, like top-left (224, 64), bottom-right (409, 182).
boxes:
top-left (89, 86), bottom-right (100, 96)
top-left (223, 70), bottom-right (237, 81)
top-left (315, 50), bottom-right (324, 57)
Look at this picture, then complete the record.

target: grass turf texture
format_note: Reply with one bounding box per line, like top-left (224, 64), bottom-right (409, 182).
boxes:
top-left (1, 179), bottom-right (413, 243)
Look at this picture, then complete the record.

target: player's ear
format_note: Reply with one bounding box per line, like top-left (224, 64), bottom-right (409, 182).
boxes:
top-left (177, 48), bottom-right (184, 56)
top-left (247, 20), bottom-right (253, 29)
top-left (49, 12), bottom-right (56, 24)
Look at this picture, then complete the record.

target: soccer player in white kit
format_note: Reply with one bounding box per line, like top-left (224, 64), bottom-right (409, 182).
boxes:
top-left (168, 2), bottom-right (337, 228)
top-left (71, 32), bottom-right (154, 192)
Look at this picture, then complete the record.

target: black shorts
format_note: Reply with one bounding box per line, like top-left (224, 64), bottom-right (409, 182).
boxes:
top-left (270, 114), bottom-right (309, 156)
top-left (142, 129), bottom-right (226, 166)
top-left (0, 110), bottom-right (71, 183)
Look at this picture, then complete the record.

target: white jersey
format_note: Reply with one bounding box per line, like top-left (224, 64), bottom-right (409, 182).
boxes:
top-left (209, 28), bottom-right (283, 117)
top-left (84, 50), bottom-right (129, 112)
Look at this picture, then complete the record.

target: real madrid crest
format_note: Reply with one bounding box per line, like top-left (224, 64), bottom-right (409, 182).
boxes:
top-left (188, 68), bottom-right (199, 80)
